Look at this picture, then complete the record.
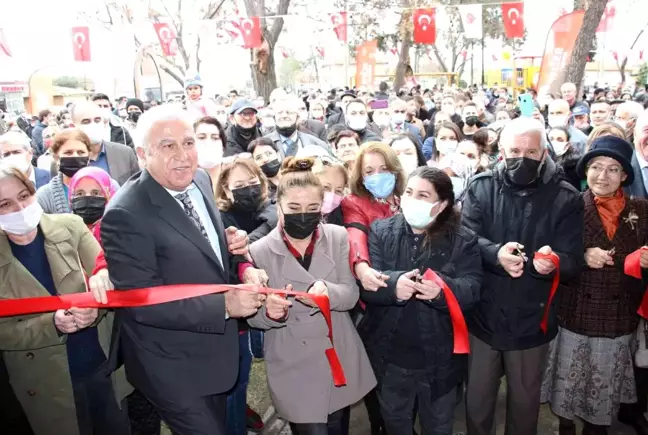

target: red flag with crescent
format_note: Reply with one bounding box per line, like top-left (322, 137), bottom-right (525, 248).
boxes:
top-left (316, 47), bottom-right (325, 58)
top-left (597, 1), bottom-right (616, 33)
top-left (330, 12), bottom-right (348, 43)
top-left (0, 29), bottom-right (11, 57)
top-left (153, 23), bottom-right (178, 57)
top-left (413, 8), bottom-right (437, 45)
top-left (239, 17), bottom-right (262, 49)
top-left (71, 26), bottom-right (91, 62)
top-left (501, 2), bottom-right (524, 38)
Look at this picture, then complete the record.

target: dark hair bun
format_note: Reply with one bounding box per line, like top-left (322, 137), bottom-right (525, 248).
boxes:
top-left (281, 157), bottom-right (316, 175)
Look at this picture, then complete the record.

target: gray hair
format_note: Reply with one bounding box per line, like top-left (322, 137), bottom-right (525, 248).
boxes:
top-left (616, 101), bottom-right (644, 120)
top-left (499, 117), bottom-right (548, 150)
top-left (135, 103), bottom-right (194, 150)
top-left (0, 131), bottom-right (32, 153)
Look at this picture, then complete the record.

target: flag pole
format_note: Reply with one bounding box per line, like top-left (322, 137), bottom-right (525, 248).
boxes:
top-left (344, 0), bottom-right (350, 88)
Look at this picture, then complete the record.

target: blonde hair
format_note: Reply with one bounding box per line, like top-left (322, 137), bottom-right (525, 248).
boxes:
top-left (277, 157), bottom-right (324, 201)
top-left (349, 141), bottom-right (405, 198)
top-left (586, 122), bottom-right (627, 152)
top-left (215, 159), bottom-right (268, 211)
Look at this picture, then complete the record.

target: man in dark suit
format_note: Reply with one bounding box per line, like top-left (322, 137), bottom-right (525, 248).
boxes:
top-left (71, 101), bottom-right (140, 185)
top-left (101, 104), bottom-right (275, 434)
top-left (0, 131), bottom-right (51, 189)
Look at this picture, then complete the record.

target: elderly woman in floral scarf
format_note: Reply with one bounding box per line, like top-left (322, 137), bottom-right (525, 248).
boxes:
top-left (541, 136), bottom-right (648, 435)
top-left (68, 166), bottom-right (162, 435)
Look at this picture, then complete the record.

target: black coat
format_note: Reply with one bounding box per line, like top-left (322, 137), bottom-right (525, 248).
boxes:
top-left (359, 214), bottom-right (482, 400)
top-left (461, 157), bottom-right (584, 351)
top-left (555, 147), bottom-right (582, 191)
top-left (220, 201), bottom-right (278, 243)
top-left (224, 125), bottom-right (262, 157)
top-left (299, 119), bottom-right (328, 142)
top-left (110, 123), bottom-right (134, 148)
top-left (101, 169), bottom-right (240, 399)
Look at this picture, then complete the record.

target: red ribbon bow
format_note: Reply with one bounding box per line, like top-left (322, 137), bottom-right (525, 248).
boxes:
top-left (0, 284), bottom-right (347, 387)
top-left (422, 269), bottom-right (470, 354)
top-left (534, 252), bottom-right (561, 334)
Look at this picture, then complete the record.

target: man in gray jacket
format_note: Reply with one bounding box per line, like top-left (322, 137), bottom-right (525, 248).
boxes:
top-left (72, 101), bottom-right (140, 185)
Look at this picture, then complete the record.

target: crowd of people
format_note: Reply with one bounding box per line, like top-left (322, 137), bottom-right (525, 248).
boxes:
top-left (0, 72), bottom-right (648, 435)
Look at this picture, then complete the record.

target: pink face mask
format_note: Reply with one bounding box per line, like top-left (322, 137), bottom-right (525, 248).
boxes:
top-left (321, 191), bottom-right (343, 214)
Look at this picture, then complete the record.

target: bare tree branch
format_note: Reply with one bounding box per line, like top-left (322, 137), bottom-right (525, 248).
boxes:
top-left (270, 0), bottom-right (291, 43)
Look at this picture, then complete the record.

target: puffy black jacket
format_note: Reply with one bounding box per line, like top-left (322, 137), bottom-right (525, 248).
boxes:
top-left (358, 213), bottom-right (481, 400)
top-left (110, 124), bottom-right (134, 148)
top-left (220, 201), bottom-right (277, 243)
top-left (224, 125), bottom-right (262, 157)
top-left (461, 157), bottom-right (584, 351)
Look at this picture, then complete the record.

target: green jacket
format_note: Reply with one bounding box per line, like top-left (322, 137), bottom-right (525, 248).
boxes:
top-left (0, 213), bottom-right (131, 435)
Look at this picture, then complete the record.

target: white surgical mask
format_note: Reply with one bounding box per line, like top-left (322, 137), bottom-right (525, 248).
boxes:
top-left (615, 119), bottom-right (627, 130)
top-left (391, 113), bottom-right (406, 125)
top-left (3, 154), bottom-right (31, 173)
top-left (373, 115), bottom-right (390, 127)
top-left (398, 155), bottom-right (419, 175)
top-left (347, 116), bottom-right (367, 131)
top-left (81, 123), bottom-right (105, 144)
top-left (401, 197), bottom-right (440, 229)
top-left (216, 115), bottom-right (228, 126)
top-left (0, 201), bottom-right (43, 235)
top-left (436, 139), bottom-right (458, 156)
top-left (548, 115), bottom-right (568, 128)
top-left (552, 140), bottom-right (569, 156)
top-left (196, 140), bottom-right (223, 169)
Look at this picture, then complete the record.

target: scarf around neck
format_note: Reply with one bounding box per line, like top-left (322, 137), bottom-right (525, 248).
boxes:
top-left (593, 188), bottom-right (626, 240)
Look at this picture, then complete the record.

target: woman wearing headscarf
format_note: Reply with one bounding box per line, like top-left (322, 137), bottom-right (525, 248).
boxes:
top-left (541, 136), bottom-right (648, 435)
top-left (0, 165), bottom-right (131, 435)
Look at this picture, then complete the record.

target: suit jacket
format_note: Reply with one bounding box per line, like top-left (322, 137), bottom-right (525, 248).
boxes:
top-left (33, 167), bottom-right (51, 190)
top-left (248, 225), bottom-right (376, 424)
top-left (264, 130), bottom-right (334, 159)
top-left (104, 141), bottom-right (140, 186)
top-left (626, 153), bottom-right (648, 199)
top-left (101, 169), bottom-right (239, 399)
top-left (299, 119), bottom-right (327, 142)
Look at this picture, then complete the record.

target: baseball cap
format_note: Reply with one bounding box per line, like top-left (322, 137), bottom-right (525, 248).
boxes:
top-left (572, 104), bottom-right (589, 116)
top-left (229, 99), bottom-right (258, 115)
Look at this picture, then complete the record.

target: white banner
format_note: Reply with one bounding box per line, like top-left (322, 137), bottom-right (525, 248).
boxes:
top-left (458, 4), bottom-right (483, 40)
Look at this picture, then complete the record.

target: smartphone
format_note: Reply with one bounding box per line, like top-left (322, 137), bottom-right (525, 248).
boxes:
top-left (518, 94), bottom-right (534, 117)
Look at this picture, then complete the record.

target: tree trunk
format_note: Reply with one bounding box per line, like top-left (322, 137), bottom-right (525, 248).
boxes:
top-left (393, 12), bottom-right (412, 92)
top-left (558, 0), bottom-right (607, 93)
top-left (619, 58), bottom-right (628, 86)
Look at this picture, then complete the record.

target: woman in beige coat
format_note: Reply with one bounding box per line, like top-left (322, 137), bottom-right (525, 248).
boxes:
top-left (248, 157), bottom-right (376, 434)
top-left (0, 165), bottom-right (131, 435)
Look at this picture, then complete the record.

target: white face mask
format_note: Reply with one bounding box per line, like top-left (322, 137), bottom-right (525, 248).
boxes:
top-left (216, 115), bottom-right (228, 126)
top-left (615, 119), bottom-right (627, 130)
top-left (398, 155), bottom-right (419, 175)
top-left (436, 139), bottom-right (458, 156)
top-left (373, 115), bottom-right (390, 127)
top-left (401, 197), bottom-right (440, 229)
top-left (3, 153), bottom-right (31, 173)
top-left (552, 140), bottom-right (569, 156)
top-left (0, 201), bottom-right (43, 235)
top-left (196, 140), bottom-right (223, 169)
top-left (347, 116), bottom-right (367, 131)
top-left (548, 115), bottom-right (568, 128)
top-left (81, 123), bottom-right (105, 144)
top-left (391, 113), bottom-right (406, 125)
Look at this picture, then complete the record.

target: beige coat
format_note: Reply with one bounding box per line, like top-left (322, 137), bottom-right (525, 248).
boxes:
top-left (248, 224), bottom-right (376, 424)
top-left (0, 213), bottom-right (131, 435)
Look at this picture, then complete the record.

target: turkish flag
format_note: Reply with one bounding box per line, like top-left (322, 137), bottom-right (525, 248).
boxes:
top-left (330, 12), bottom-right (347, 43)
top-left (153, 23), bottom-right (178, 57)
top-left (501, 2), bottom-right (524, 38)
top-left (596, 1), bottom-right (616, 33)
top-left (239, 17), bottom-right (262, 49)
top-left (0, 29), bottom-right (11, 57)
top-left (71, 26), bottom-right (91, 62)
top-left (413, 8), bottom-right (436, 45)
top-left (640, 49), bottom-right (644, 61)
top-left (316, 47), bottom-right (325, 58)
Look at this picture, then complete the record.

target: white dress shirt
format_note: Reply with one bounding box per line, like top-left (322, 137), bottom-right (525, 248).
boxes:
top-left (164, 183), bottom-right (224, 269)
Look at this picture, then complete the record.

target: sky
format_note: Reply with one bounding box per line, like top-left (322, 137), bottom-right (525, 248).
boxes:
top-left (0, 0), bottom-right (645, 92)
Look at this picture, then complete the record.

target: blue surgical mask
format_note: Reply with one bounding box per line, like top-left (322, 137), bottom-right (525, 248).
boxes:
top-left (363, 172), bottom-right (396, 199)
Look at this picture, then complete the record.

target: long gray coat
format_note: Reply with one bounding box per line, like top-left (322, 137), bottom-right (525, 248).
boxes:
top-left (248, 224), bottom-right (376, 424)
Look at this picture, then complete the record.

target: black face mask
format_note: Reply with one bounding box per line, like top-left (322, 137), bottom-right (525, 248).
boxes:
top-left (71, 196), bottom-right (107, 225)
top-left (505, 157), bottom-right (542, 186)
top-left (465, 116), bottom-right (479, 127)
top-left (128, 111), bottom-right (141, 123)
top-left (59, 156), bottom-right (89, 178)
top-left (261, 159), bottom-right (281, 178)
top-left (233, 124), bottom-right (257, 141)
top-left (276, 124), bottom-right (297, 138)
top-left (232, 184), bottom-right (263, 211)
top-left (283, 211), bottom-right (321, 240)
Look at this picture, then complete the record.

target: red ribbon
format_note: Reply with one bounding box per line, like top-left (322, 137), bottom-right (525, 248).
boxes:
top-left (535, 252), bottom-right (561, 334)
top-left (0, 284), bottom-right (347, 387)
top-left (422, 269), bottom-right (470, 354)
top-left (626, 247), bottom-right (648, 319)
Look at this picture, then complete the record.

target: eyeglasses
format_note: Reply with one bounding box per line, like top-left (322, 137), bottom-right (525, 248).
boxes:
top-left (587, 164), bottom-right (623, 176)
top-left (222, 152), bottom-right (252, 165)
